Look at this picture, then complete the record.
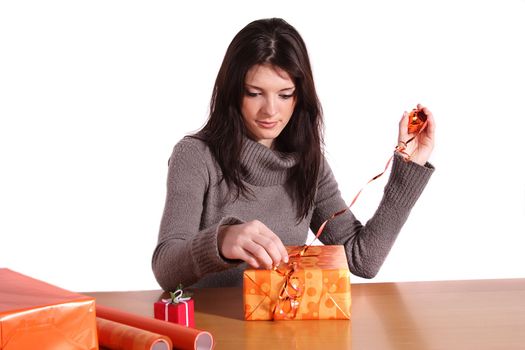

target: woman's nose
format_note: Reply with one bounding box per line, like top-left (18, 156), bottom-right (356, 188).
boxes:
top-left (261, 97), bottom-right (277, 116)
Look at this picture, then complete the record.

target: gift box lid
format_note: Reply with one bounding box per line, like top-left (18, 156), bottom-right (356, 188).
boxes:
top-left (272, 245), bottom-right (349, 272)
top-left (0, 268), bottom-right (94, 316)
top-left (0, 268), bottom-right (98, 350)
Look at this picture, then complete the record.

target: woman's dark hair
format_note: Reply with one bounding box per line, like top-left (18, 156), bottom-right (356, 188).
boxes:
top-left (197, 18), bottom-right (324, 219)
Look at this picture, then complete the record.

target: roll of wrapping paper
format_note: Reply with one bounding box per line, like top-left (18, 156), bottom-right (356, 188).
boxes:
top-left (96, 304), bottom-right (214, 350)
top-left (97, 317), bottom-right (172, 350)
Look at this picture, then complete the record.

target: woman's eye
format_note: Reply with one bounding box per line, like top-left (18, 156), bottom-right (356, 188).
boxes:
top-left (279, 94), bottom-right (294, 100)
top-left (245, 91), bottom-right (260, 97)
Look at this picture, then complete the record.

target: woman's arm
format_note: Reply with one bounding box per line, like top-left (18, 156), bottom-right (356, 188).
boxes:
top-left (151, 139), bottom-right (242, 291)
top-left (312, 107), bottom-right (435, 278)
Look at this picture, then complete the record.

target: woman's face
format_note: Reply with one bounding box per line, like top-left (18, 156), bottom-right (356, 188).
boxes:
top-left (241, 64), bottom-right (296, 148)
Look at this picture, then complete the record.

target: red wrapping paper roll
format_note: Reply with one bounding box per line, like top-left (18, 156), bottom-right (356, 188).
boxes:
top-left (97, 317), bottom-right (172, 350)
top-left (96, 304), bottom-right (213, 350)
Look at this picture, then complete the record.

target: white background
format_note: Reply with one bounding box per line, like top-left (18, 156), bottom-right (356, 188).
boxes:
top-left (1, 0), bottom-right (524, 292)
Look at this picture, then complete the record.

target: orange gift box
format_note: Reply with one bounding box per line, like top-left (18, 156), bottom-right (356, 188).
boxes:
top-left (243, 245), bottom-right (351, 321)
top-left (0, 268), bottom-right (98, 350)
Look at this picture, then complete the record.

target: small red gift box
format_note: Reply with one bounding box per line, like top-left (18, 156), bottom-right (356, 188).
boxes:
top-left (154, 298), bottom-right (195, 328)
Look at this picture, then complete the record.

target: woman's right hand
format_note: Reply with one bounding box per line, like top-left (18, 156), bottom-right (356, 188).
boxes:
top-left (217, 220), bottom-right (289, 269)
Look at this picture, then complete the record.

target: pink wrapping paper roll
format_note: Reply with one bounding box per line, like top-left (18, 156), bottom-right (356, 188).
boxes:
top-left (96, 304), bottom-right (213, 350)
top-left (97, 317), bottom-right (172, 350)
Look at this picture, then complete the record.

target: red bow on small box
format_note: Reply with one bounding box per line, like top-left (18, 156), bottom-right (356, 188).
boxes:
top-left (154, 286), bottom-right (195, 328)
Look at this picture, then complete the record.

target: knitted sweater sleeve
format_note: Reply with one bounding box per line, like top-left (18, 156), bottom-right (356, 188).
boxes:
top-left (152, 139), bottom-right (243, 291)
top-left (312, 153), bottom-right (435, 278)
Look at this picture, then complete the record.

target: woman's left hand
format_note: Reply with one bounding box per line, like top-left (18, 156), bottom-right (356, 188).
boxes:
top-left (397, 104), bottom-right (435, 165)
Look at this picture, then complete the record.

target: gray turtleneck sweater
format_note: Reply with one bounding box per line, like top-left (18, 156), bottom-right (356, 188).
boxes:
top-left (152, 136), bottom-right (434, 290)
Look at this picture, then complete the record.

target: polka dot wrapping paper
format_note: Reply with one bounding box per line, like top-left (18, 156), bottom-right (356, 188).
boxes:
top-left (243, 245), bottom-right (351, 321)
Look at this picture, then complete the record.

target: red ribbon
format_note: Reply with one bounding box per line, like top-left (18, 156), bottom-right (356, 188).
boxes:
top-left (271, 261), bottom-right (302, 320)
top-left (306, 108), bottom-right (429, 251)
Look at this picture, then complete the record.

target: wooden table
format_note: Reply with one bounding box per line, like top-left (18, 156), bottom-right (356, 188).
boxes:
top-left (87, 279), bottom-right (525, 350)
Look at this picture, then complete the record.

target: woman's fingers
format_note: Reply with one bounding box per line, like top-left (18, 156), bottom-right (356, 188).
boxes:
top-left (251, 235), bottom-right (286, 268)
top-left (402, 104), bottom-right (435, 165)
top-left (218, 220), bottom-right (288, 269)
top-left (248, 221), bottom-right (288, 268)
top-left (423, 107), bottom-right (436, 138)
top-left (228, 246), bottom-right (260, 269)
top-left (243, 240), bottom-right (275, 269)
top-left (398, 111), bottom-right (409, 144)
top-left (253, 221), bottom-right (289, 264)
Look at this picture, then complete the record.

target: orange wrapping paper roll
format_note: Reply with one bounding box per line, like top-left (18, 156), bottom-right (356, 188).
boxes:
top-left (243, 245), bottom-right (351, 321)
top-left (96, 304), bottom-right (213, 350)
top-left (96, 317), bottom-right (172, 350)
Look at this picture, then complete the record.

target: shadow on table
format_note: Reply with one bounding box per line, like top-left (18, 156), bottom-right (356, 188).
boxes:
top-left (192, 287), bottom-right (245, 320)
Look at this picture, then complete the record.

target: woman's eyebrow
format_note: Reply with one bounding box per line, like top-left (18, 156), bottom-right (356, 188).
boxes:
top-left (245, 84), bottom-right (296, 92)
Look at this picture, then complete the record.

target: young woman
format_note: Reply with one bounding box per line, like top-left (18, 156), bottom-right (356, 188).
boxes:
top-left (152, 18), bottom-right (435, 290)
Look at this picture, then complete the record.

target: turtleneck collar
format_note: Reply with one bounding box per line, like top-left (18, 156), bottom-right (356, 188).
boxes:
top-left (240, 137), bottom-right (299, 186)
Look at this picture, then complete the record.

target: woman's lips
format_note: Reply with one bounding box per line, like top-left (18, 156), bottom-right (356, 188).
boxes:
top-left (256, 120), bottom-right (278, 129)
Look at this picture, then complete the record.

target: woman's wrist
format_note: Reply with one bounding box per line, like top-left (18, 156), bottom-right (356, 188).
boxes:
top-left (409, 154), bottom-right (428, 166)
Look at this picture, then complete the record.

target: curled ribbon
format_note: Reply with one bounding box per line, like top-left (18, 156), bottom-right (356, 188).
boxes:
top-left (272, 261), bottom-right (303, 320)
top-left (162, 289), bottom-right (192, 327)
top-left (270, 108), bottom-right (428, 320)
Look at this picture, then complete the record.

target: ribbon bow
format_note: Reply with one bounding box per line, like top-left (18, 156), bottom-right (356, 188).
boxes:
top-left (161, 287), bottom-right (192, 326)
top-left (272, 261), bottom-right (302, 320)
